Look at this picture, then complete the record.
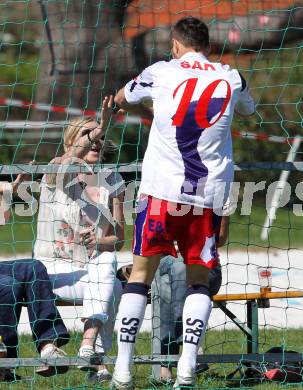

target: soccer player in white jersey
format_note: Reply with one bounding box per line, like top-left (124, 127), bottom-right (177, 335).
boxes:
top-left (112, 17), bottom-right (255, 388)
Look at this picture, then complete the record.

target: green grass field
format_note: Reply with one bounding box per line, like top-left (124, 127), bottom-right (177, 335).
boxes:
top-left (1, 203), bottom-right (303, 256)
top-left (2, 329), bottom-right (303, 390)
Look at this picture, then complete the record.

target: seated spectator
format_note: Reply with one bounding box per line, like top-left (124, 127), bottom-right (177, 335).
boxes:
top-left (0, 180), bottom-right (69, 380)
top-left (34, 96), bottom-right (125, 383)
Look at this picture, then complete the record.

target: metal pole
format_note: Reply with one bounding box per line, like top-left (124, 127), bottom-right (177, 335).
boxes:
top-left (151, 268), bottom-right (161, 380)
top-left (261, 136), bottom-right (301, 240)
top-left (247, 300), bottom-right (259, 354)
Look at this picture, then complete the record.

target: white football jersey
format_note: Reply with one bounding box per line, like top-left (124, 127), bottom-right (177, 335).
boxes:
top-left (124, 52), bottom-right (254, 208)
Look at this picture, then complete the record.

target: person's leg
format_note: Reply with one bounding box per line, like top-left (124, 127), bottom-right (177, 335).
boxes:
top-left (8, 259), bottom-right (70, 377)
top-left (192, 266), bottom-right (222, 376)
top-left (95, 277), bottom-right (123, 354)
top-left (81, 251), bottom-right (118, 350)
top-left (173, 207), bottom-right (218, 387)
top-left (158, 259), bottom-right (174, 381)
top-left (90, 278), bottom-right (122, 383)
top-left (47, 254), bottom-right (120, 371)
top-left (159, 257), bottom-right (186, 381)
top-left (175, 264), bottom-right (211, 385)
top-left (12, 260), bottom-right (70, 352)
top-left (170, 259), bottom-right (187, 345)
top-left (0, 259), bottom-right (70, 355)
top-left (0, 272), bottom-right (24, 382)
top-left (113, 195), bottom-right (176, 387)
top-left (113, 254), bottom-right (161, 385)
top-left (46, 262), bottom-right (98, 370)
top-left (209, 265), bottom-right (222, 297)
top-left (0, 273), bottom-right (22, 359)
top-left (46, 263), bottom-right (90, 334)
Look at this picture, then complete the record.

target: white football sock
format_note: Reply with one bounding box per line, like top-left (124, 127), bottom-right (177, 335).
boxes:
top-left (178, 292), bottom-right (212, 374)
top-left (114, 292), bottom-right (147, 376)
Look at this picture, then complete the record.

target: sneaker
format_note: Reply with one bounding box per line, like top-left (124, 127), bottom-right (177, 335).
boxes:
top-left (36, 345), bottom-right (69, 377)
top-left (196, 347), bottom-right (209, 375)
top-left (150, 376), bottom-right (174, 386)
top-left (77, 345), bottom-right (100, 371)
top-left (150, 366), bottom-right (174, 386)
top-left (174, 367), bottom-right (195, 388)
top-left (196, 363), bottom-right (209, 375)
top-left (111, 372), bottom-right (133, 389)
top-left (88, 368), bottom-right (112, 383)
top-left (4, 369), bottom-right (22, 382)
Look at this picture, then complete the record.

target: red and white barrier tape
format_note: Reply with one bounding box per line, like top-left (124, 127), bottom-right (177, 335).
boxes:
top-left (231, 130), bottom-right (294, 144)
top-left (0, 97), bottom-right (298, 144)
top-left (0, 97), bottom-right (98, 117)
top-left (0, 97), bottom-right (151, 126)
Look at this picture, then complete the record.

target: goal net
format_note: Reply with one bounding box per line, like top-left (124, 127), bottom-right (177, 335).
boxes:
top-left (0, 0), bottom-right (302, 388)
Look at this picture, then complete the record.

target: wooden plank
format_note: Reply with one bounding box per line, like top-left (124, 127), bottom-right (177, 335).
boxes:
top-left (213, 290), bottom-right (303, 302)
top-left (21, 290), bottom-right (303, 307)
top-left (55, 290), bottom-right (303, 306)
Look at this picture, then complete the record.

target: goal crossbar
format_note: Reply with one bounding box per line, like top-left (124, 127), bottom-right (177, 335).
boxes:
top-left (1, 162), bottom-right (303, 175)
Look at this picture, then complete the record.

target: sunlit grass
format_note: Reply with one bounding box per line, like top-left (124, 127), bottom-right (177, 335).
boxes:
top-left (2, 329), bottom-right (303, 389)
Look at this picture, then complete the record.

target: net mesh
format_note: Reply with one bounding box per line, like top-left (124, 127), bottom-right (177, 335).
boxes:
top-left (0, 0), bottom-right (302, 389)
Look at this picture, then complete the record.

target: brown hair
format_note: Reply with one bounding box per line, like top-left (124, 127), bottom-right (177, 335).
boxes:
top-left (172, 17), bottom-right (210, 52)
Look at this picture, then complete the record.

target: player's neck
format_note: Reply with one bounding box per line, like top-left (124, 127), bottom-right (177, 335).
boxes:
top-left (176, 48), bottom-right (207, 59)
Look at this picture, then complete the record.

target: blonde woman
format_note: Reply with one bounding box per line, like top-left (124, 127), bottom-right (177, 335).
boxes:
top-left (34, 96), bottom-right (124, 382)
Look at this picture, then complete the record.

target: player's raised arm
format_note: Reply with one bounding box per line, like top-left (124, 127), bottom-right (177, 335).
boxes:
top-left (114, 67), bottom-right (154, 121)
top-left (235, 73), bottom-right (255, 116)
